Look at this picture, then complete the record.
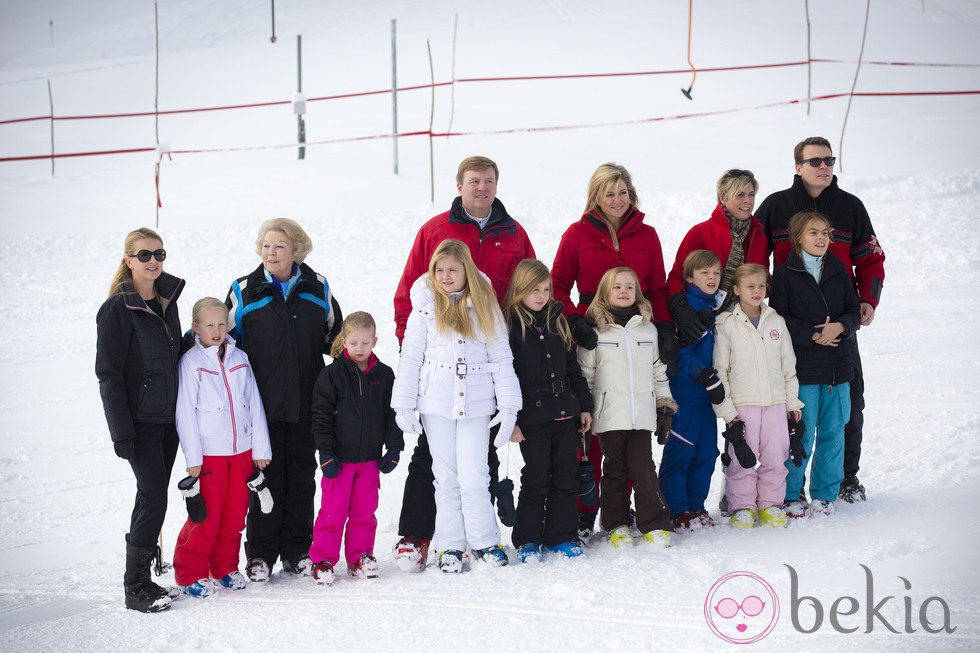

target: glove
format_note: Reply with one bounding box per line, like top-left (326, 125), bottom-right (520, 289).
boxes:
top-left (494, 478), bottom-right (517, 527)
top-left (655, 406), bottom-right (674, 445)
top-left (396, 411), bottom-right (423, 435)
top-left (489, 410), bottom-right (518, 448)
top-left (787, 415), bottom-right (806, 468)
top-left (722, 420), bottom-right (757, 469)
top-left (568, 314), bottom-right (598, 351)
top-left (695, 366), bottom-right (726, 405)
top-left (246, 468), bottom-right (275, 514)
top-left (113, 440), bottom-right (135, 460)
top-left (177, 475), bottom-right (207, 523)
top-left (668, 292), bottom-right (711, 346)
top-left (656, 322), bottom-right (679, 375)
top-left (378, 449), bottom-right (400, 474)
top-left (319, 450), bottom-right (341, 479)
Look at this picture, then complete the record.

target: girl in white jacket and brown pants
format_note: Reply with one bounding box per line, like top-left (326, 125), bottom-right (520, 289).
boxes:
top-left (578, 267), bottom-right (677, 548)
top-left (713, 264), bottom-right (803, 528)
top-left (392, 239), bottom-right (521, 571)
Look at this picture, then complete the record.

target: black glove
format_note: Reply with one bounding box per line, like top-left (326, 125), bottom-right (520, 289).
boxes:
top-left (113, 440), bottom-right (135, 460)
top-left (655, 406), bottom-right (674, 445)
top-left (667, 292), bottom-right (711, 346)
top-left (787, 415), bottom-right (806, 468)
top-left (178, 475), bottom-right (207, 524)
top-left (568, 314), bottom-right (598, 350)
top-left (319, 450), bottom-right (341, 479)
top-left (494, 478), bottom-right (517, 527)
top-left (695, 366), bottom-right (726, 405)
top-left (378, 449), bottom-right (400, 474)
top-left (722, 420), bottom-right (757, 469)
top-left (656, 322), bottom-right (679, 375)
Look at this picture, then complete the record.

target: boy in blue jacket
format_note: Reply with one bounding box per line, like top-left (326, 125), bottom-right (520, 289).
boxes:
top-left (658, 250), bottom-right (727, 530)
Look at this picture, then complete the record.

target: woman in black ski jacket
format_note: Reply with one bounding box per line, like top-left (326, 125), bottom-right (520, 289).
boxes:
top-left (96, 227), bottom-right (184, 613)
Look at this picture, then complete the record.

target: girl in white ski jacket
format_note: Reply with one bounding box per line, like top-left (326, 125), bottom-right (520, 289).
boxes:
top-left (712, 264), bottom-right (803, 529)
top-left (391, 239), bottom-right (521, 570)
top-left (173, 298), bottom-right (271, 595)
top-left (577, 267), bottom-right (676, 548)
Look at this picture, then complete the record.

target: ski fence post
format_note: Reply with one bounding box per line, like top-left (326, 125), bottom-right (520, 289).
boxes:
top-left (391, 19), bottom-right (398, 175)
top-left (47, 80), bottom-right (54, 177)
top-left (296, 34), bottom-right (306, 160)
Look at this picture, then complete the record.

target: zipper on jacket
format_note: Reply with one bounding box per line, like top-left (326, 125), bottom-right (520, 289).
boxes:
top-left (623, 326), bottom-right (636, 426)
top-left (218, 352), bottom-right (239, 453)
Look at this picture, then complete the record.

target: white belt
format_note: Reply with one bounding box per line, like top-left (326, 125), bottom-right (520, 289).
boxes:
top-left (424, 360), bottom-right (499, 377)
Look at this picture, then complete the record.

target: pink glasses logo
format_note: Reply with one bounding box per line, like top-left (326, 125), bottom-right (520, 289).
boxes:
top-left (704, 571), bottom-right (780, 644)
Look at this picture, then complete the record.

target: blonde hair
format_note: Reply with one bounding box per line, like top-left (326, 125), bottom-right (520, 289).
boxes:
top-left (584, 163), bottom-right (639, 216)
top-left (716, 169), bottom-right (759, 204)
top-left (428, 239), bottom-right (499, 340)
top-left (330, 311), bottom-right (377, 358)
top-left (255, 218), bottom-right (313, 264)
top-left (788, 210), bottom-right (833, 255)
top-left (586, 267), bottom-right (652, 329)
top-left (456, 156), bottom-right (499, 184)
top-left (108, 227), bottom-right (163, 296)
top-left (192, 297), bottom-right (228, 325)
top-left (502, 259), bottom-right (572, 349)
top-left (683, 249), bottom-right (722, 280)
top-left (732, 263), bottom-right (770, 290)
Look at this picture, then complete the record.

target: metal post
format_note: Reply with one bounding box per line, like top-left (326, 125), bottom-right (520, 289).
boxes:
top-left (296, 35), bottom-right (306, 160)
top-left (47, 80), bottom-right (54, 176)
top-left (270, 0), bottom-right (277, 43)
top-left (391, 19), bottom-right (398, 175)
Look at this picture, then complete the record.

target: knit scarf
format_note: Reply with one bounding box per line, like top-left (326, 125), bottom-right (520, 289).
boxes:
top-left (608, 305), bottom-right (640, 327)
top-left (720, 209), bottom-right (751, 310)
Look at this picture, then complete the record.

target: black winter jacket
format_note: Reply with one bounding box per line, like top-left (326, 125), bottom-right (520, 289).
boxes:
top-left (96, 272), bottom-right (185, 442)
top-left (311, 354), bottom-right (403, 463)
top-left (226, 263), bottom-right (342, 423)
top-left (770, 250), bottom-right (861, 386)
top-left (507, 303), bottom-right (593, 430)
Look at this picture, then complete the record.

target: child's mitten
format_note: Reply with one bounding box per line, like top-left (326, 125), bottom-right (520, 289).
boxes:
top-left (246, 468), bottom-right (275, 514)
top-left (787, 415), bottom-right (806, 468)
top-left (113, 439), bottom-right (135, 461)
top-left (178, 475), bottom-right (207, 523)
top-left (378, 449), bottom-right (400, 474)
top-left (494, 478), bottom-right (517, 527)
top-left (489, 411), bottom-right (518, 448)
top-left (318, 450), bottom-right (341, 479)
top-left (577, 459), bottom-right (598, 506)
top-left (656, 322), bottom-right (679, 375)
top-left (668, 292), bottom-right (711, 346)
top-left (396, 411), bottom-right (423, 435)
top-left (655, 406), bottom-right (674, 445)
top-left (568, 314), bottom-right (598, 350)
top-left (695, 367), bottom-right (726, 405)
top-left (723, 420), bottom-right (757, 469)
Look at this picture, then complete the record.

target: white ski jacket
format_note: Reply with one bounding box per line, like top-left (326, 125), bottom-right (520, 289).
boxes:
top-left (392, 274), bottom-right (521, 420)
top-left (176, 335), bottom-right (272, 467)
top-left (577, 308), bottom-right (676, 434)
top-left (712, 303), bottom-right (804, 424)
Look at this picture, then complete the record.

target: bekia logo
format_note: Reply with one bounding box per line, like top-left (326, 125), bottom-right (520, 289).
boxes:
top-left (704, 571), bottom-right (780, 644)
top-left (705, 566), bottom-right (957, 644)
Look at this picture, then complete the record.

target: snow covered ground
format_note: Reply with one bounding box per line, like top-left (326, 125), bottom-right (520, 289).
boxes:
top-left (1, 0), bottom-right (978, 650)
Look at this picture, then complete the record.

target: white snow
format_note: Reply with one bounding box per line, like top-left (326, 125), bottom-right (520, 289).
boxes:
top-left (1, 0), bottom-right (978, 650)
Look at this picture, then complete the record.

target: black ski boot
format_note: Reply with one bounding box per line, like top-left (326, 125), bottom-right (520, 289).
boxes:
top-left (124, 535), bottom-right (173, 613)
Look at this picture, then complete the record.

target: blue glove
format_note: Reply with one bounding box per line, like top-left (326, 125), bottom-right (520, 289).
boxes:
top-left (378, 449), bottom-right (400, 474)
top-left (319, 450), bottom-right (341, 479)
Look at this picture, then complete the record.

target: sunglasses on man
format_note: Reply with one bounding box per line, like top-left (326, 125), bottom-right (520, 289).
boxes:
top-left (799, 156), bottom-right (836, 168)
top-left (128, 249), bottom-right (167, 263)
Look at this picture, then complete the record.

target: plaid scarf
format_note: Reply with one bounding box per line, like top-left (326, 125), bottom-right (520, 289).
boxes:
top-left (720, 209), bottom-right (751, 310)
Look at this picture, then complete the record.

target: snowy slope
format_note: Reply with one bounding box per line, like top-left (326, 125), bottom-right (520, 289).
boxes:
top-left (0, 0), bottom-right (978, 650)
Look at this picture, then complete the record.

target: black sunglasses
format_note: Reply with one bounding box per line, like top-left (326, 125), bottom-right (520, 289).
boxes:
top-left (799, 156), bottom-right (836, 168)
top-left (128, 249), bottom-right (167, 263)
top-left (724, 169), bottom-right (754, 179)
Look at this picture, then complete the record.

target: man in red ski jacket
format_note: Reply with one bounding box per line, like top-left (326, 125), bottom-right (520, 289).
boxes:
top-left (391, 156), bottom-right (535, 570)
top-left (756, 136), bottom-right (885, 504)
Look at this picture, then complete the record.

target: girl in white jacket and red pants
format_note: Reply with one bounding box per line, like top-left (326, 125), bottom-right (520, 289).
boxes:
top-left (392, 239), bottom-right (522, 572)
top-left (713, 265), bottom-right (803, 529)
top-left (174, 298), bottom-right (271, 596)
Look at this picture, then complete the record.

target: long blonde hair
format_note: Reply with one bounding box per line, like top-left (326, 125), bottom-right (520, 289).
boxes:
top-left (428, 239), bottom-right (499, 340)
top-left (330, 311), bottom-right (377, 358)
top-left (502, 259), bottom-right (572, 349)
top-left (585, 266), bottom-right (652, 330)
top-left (108, 227), bottom-right (163, 297)
top-left (583, 162), bottom-right (639, 216)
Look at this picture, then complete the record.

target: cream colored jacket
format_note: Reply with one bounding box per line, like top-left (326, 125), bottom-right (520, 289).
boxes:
top-left (712, 303), bottom-right (804, 424)
top-left (578, 308), bottom-right (676, 434)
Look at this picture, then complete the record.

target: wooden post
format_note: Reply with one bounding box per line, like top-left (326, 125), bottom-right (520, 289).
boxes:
top-left (391, 19), bottom-right (398, 175)
top-left (47, 80), bottom-right (54, 176)
top-left (427, 39), bottom-right (435, 203)
top-left (446, 13), bottom-right (458, 140)
top-left (297, 35), bottom-right (306, 160)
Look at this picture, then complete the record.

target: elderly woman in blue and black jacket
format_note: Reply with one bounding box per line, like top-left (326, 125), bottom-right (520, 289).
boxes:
top-left (769, 210), bottom-right (860, 519)
top-left (225, 218), bottom-right (343, 581)
top-left (96, 227), bottom-right (184, 614)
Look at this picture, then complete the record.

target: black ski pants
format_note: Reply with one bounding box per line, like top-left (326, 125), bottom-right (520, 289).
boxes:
top-left (127, 422), bottom-right (179, 547)
top-left (245, 420), bottom-right (316, 566)
top-left (598, 429), bottom-right (672, 534)
top-left (843, 334), bottom-right (866, 481)
top-left (511, 420), bottom-right (578, 547)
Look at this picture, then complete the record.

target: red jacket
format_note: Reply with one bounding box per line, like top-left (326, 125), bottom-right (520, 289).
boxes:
top-left (551, 207), bottom-right (671, 323)
top-left (393, 197), bottom-right (535, 343)
top-left (666, 204), bottom-right (770, 297)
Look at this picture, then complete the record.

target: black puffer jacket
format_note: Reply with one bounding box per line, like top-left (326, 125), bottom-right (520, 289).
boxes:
top-left (311, 354), bottom-right (403, 462)
top-left (507, 302), bottom-right (593, 430)
top-left (770, 250), bottom-right (861, 386)
top-left (226, 263), bottom-right (342, 423)
top-left (96, 272), bottom-right (185, 442)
